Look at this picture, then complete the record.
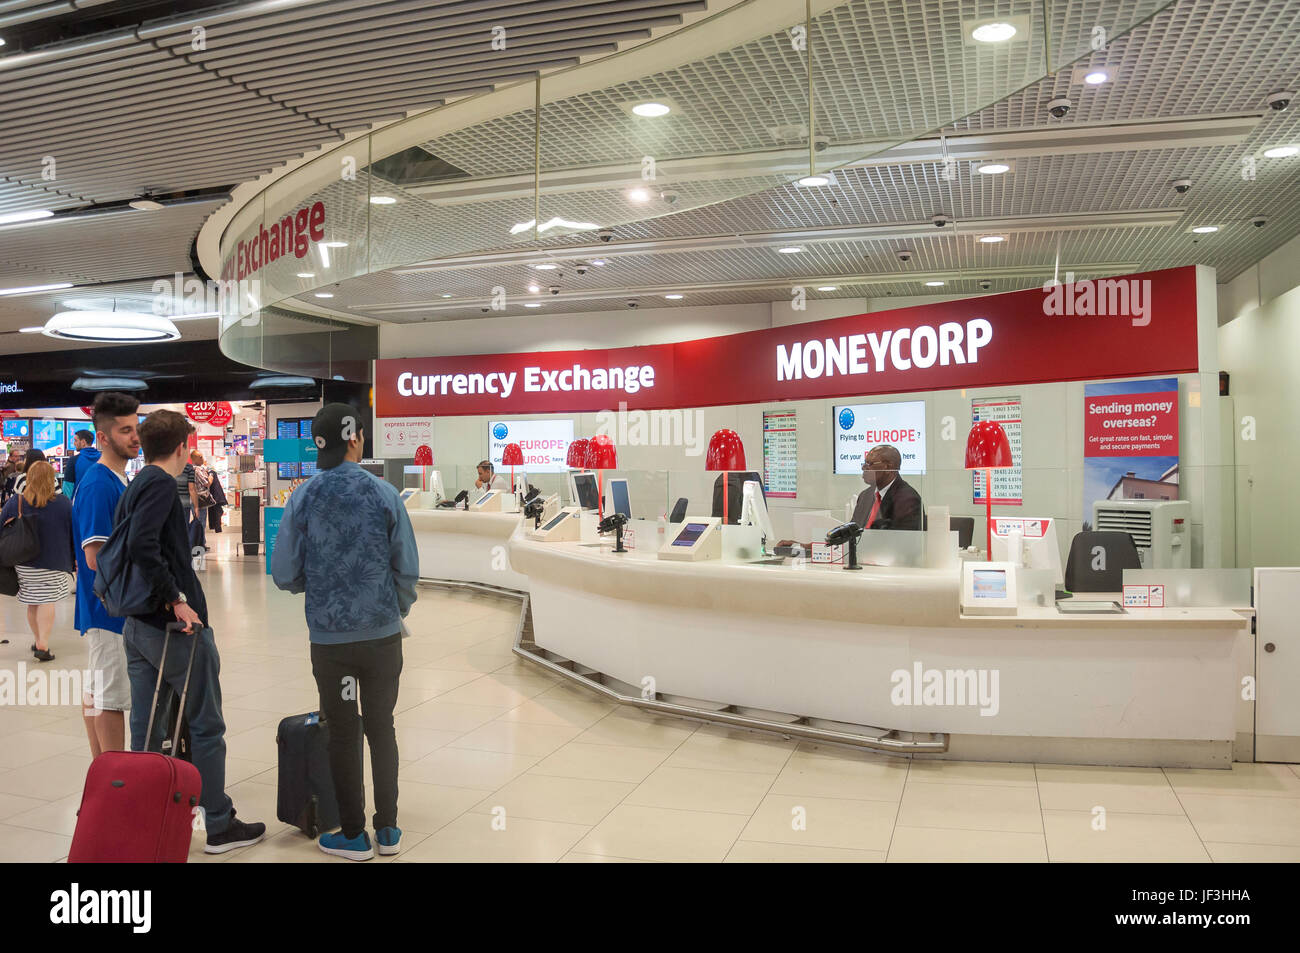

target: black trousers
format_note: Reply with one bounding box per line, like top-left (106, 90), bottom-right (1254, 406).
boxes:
top-left (310, 633), bottom-right (403, 838)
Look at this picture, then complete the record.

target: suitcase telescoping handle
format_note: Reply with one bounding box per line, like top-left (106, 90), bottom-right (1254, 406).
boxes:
top-left (144, 622), bottom-right (200, 756)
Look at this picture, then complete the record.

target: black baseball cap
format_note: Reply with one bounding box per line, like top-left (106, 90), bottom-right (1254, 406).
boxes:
top-left (310, 403), bottom-right (363, 470)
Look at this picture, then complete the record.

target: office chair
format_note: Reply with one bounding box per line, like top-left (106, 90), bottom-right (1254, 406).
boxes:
top-left (669, 498), bottom-right (688, 523)
top-left (951, 517), bottom-right (975, 549)
top-left (1064, 531), bottom-right (1142, 592)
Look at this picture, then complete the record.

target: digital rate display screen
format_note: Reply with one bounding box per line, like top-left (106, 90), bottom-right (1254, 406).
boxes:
top-left (32, 419), bottom-right (66, 454)
top-left (972, 570), bottom-right (1008, 599)
top-left (540, 512), bottom-right (569, 532)
top-left (672, 522), bottom-right (708, 547)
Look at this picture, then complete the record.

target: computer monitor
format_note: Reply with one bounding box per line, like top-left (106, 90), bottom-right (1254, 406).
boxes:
top-left (740, 480), bottom-right (775, 543)
top-left (572, 472), bottom-right (600, 511)
top-left (990, 517), bottom-right (1063, 583)
top-left (609, 478), bottom-right (631, 519)
top-left (32, 419), bottom-right (65, 454)
top-left (359, 459), bottom-right (385, 478)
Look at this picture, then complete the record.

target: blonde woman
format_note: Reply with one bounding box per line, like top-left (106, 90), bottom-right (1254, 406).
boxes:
top-left (0, 461), bottom-right (75, 661)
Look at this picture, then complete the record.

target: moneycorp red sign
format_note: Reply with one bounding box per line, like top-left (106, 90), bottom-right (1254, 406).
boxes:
top-left (375, 266), bottom-right (1199, 417)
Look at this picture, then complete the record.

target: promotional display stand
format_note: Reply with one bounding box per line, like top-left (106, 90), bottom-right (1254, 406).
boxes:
top-left (241, 491), bottom-right (261, 556)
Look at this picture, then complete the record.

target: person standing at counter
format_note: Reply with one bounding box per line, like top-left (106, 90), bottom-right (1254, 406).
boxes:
top-left (271, 403), bottom-right (419, 861)
top-left (474, 460), bottom-right (505, 491)
top-left (852, 444), bottom-right (923, 531)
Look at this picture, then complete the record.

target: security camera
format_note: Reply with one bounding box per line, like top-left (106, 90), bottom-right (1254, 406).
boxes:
top-left (598, 228), bottom-right (614, 242)
top-left (813, 135), bottom-right (830, 152)
top-left (626, 299), bottom-right (639, 309)
top-left (1172, 178), bottom-right (1192, 194)
top-left (480, 307), bottom-right (490, 313)
top-left (575, 262), bottom-right (589, 275)
top-left (1046, 97), bottom-right (1072, 119)
top-left (548, 285), bottom-right (560, 295)
top-left (896, 249), bottom-right (913, 262)
top-left (659, 189), bottom-right (680, 205)
top-left (1252, 216), bottom-right (1267, 228)
top-left (932, 213), bottom-right (951, 227)
top-left (1266, 91), bottom-right (1293, 111)
top-left (979, 279), bottom-right (992, 291)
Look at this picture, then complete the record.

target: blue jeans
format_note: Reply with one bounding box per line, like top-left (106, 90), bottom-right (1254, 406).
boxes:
top-left (123, 617), bottom-right (233, 834)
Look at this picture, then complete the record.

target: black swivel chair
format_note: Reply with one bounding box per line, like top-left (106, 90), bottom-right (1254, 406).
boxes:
top-left (950, 517), bottom-right (975, 549)
top-left (668, 498), bottom-right (688, 523)
top-left (1064, 531), bottom-right (1143, 592)
top-left (711, 471), bottom-right (763, 524)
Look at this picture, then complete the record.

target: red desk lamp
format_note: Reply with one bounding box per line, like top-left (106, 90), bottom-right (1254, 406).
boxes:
top-left (584, 435), bottom-right (617, 518)
top-left (964, 420), bottom-right (1013, 560)
top-left (565, 438), bottom-right (589, 469)
top-left (501, 442), bottom-right (523, 494)
top-left (706, 429), bottom-right (746, 525)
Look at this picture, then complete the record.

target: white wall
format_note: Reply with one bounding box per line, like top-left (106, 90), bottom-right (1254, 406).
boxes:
top-left (1217, 232), bottom-right (1300, 326)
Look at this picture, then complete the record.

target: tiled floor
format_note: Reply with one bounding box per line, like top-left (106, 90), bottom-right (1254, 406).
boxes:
top-left (2, 531), bottom-right (1299, 863)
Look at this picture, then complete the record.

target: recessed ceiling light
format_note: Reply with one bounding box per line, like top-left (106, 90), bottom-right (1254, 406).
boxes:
top-left (314, 292), bottom-right (335, 298)
top-left (1191, 225), bottom-right (1219, 234)
top-left (631, 102), bottom-right (670, 117)
top-left (976, 162), bottom-right (1010, 175)
top-left (19, 326), bottom-right (44, 333)
top-left (321, 241), bottom-right (348, 248)
top-left (1263, 145), bottom-right (1299, 158)
top-left (590, 259), bottom-right (607, 266)
top-left (0, 209), bottom-right (54, 226)
top-left (524, 302), bottom-right (542, 308)
top-left (665, 294), bottom-right (683, 300)
top-left (925, 280), bottom-right (946, 287)
top-left (978, 235), bottom-right (1006, 243)
top-left (533, 263), bottom-right (558, 270)
top-left (43, 311), bottom-right (180, 342)
top-left (1084, 71), bottom-right (1110, 85)
top-left (778, 246), bottom-right (803, 254)
top-left (817, 286), bottom-right (838, 291)
top-left (296, 272), bottom-right (315, 278)
top-left (627, 187), bottom-right (652, 203)
top-left (441, 293), bottom-right (452, 298)
top-left (797, 175), bottom-right (830, 187)
top-left (971, 21), bottom-right (1016, 43)
top-left (128, 198), bottom-right (165, 211)
top-left (369, 196), bottom-right (397, 204)
top-left (0, 282), bottom-right (73, 296)
top-left (528, 284), bottom-right (540, 293)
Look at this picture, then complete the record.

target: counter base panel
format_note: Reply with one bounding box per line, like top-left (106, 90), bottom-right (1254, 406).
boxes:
top-left (414, 531), bottom-right (527, 591)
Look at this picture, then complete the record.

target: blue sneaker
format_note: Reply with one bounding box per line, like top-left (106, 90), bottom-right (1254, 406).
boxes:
top-left (375, 826), bottom-right (402, 856)
top-left (318, 830), bottom-right (374, 861)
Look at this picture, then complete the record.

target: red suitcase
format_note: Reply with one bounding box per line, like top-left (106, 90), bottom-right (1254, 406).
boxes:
top-left (69, 624), bottom-right (203, 863)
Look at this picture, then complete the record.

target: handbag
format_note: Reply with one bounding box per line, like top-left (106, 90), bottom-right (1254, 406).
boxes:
top-left (92, 503), bottom-right (158, 618)
top-left (0, 496), bottom-right (41, 567)
top-left (0, 564), bottom-right (18, 597)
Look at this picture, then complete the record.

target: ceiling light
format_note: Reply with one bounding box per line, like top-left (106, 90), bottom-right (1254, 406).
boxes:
top-left (817, 286), bottom-right (838, 292)
top-left (128, 198), bottom-right (165, 211)
top-left (797, 175), bottom-right (831, 187)
top-left (627, 187), bottom-right (652, 203)
top-left (1191, 225), bottom-right (1219, 234)
top-left (533, 263), bottom-right (559, 270)
top-left (665, 294), bottom-right (683, 300)
top-left (590, 259), bottom-right (607, 266)
top-left (369, 196), bottom-right (397, 205)
top-left (510, 217), bottom-right (599, 235)
top-left (971, 22), bottom-right (1017, 42)
top-left (1084, 70), bottom-right (1110, 85)
top-left (441, 293), bottom-right (452, 298)
top-left (976, 162), bottom-right (1010, 175)
top-left (43, 311), bottom-right (180, 342)
top-left (249, 376), bottom-right (315, 389)
top-left (0, 209), bottom-right (54, 226)
top-left (978, 235), bottom-right (1006, 243)
top-left (925, 280), bottom-right (946, 287)
top-left (321, 241), bottom-right (348, 248)
top-left (19, 326), bottom-right (44, 333)
top-left (296, 272), bottom-right (315, 278)
top-left (72, 377), bottom-right (148, 392)
top-left (528, 284), bottom-right (540, 293)
top-left (631, 102), bottom-right (670, 117)
top-left (1263, 146), bottom-right (1298, 158)
top-left (524, 303), bottom-right (542, 308)
top-left (0, 282), bottom-right (73, 296)
top-left (314, 292), bottom-right (335, 298)
top-left (777, 246), bottom-right (803, 254)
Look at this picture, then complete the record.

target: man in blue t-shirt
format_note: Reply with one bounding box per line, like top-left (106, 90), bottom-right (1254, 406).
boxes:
top-left (73, 392), bottom-right (140, 756)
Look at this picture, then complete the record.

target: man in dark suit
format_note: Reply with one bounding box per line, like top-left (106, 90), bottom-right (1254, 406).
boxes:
top-left (852, 444), bottom-right (923, 531)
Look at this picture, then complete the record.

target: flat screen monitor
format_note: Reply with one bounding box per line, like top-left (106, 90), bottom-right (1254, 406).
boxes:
top-left (572, 472), bottom-right (599, 511)
top-left (609, 478), bottom-right (631, 519)
top-left (32, 419), bottom-right (66, 454)
top-left (358, 459), bottom-right (385, 478)
top-left (972, 569), bottom-right (1008, 599)
top-left (276, 462), bottom-right (299, 480)
top-left (673, 522), bottom-right (708, 547)
top-left (2, 419), bottom-right (29, 440)
top-left (473, 491), bottom-right (496, 506)
top-left (540, 512), bottom-right (570, 532)
top-left (831, 401), bottom-right (927, 476)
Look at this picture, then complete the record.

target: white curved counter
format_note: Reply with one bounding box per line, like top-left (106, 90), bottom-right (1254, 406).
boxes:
top-left (510, 537), bottom-right (1250, 768)
top-left (408, 508), bottom-right (527, 591)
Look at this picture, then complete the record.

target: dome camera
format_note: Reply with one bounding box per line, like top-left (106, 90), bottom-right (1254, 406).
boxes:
top-left (480, 306), bottom-right (490, 313)
top-left (896, 249), bottom-right (914, 262)
top-left (1172, 178), bottom-right (1192, 194)
top-left (813, 135), bottom-right (830, 152)
top-left (548, 285), bottom-right (560, 295)
top-left (659, 189), bottom-right (680, 205)
top-left (1252, 216), bottom-right (1268, 228)
top-left (932, 213), bottom-right (951, 227)
top-left (1046, 97), bottom-right (1072, 119)
top-left (979, 279), bottom-right (992, 291)
top-left (1267, 91), bottom-right (1293, 111)
top-left (626, 299), bottom-right (640, 309)
top-left (575, 262), bottom-right (589, 275)
top-left (598, 228), bottom-right (614, 242)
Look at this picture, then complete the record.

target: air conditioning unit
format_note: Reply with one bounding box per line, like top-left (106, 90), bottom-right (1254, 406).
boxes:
top-left (1091, 499), bottom-right (1191, 569)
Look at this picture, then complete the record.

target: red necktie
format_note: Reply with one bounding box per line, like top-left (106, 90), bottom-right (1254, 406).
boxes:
top-left (864, 491), bottom-right (882, 529)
